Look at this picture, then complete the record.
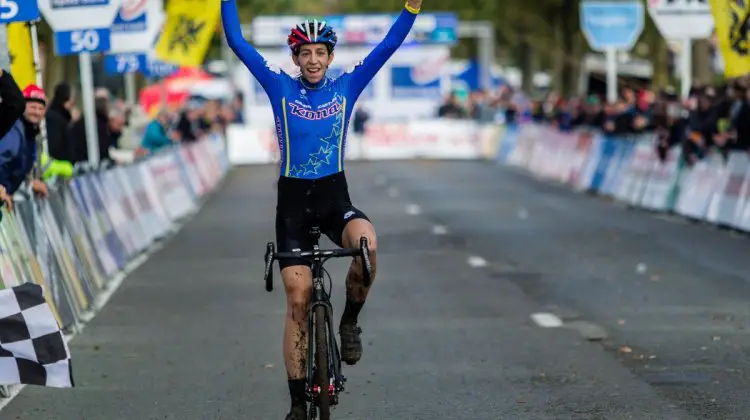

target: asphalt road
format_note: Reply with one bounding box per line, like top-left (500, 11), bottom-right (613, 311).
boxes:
top-left (4, 160), bottom-right (750, 419)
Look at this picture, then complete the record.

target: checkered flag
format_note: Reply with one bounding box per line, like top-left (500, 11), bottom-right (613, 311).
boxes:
top-left (0, 283), bottom-right (74, 388)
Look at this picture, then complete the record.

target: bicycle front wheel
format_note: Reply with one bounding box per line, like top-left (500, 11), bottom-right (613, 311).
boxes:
top-left (314, 305), bottom-right (331, 419)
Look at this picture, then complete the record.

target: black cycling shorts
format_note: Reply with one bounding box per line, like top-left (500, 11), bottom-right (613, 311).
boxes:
top-left (275, 171), bottom-right (370, 270)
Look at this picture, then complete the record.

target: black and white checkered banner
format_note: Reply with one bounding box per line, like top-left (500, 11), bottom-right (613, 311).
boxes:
top-left (0, 135), bottom-right (229, 392)
top-left (0, 283), bottom-right (73, 388)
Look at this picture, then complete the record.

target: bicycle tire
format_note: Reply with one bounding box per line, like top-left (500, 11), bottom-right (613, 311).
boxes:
top-left (314, 305), bottom-right (331, 419)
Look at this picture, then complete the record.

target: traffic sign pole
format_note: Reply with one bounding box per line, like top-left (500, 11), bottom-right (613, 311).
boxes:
top-left (1, 0), bottom-right (44, 180)
top-left (0, 25), bottom-right (10, 72)
top-left (580, 1), bottom-right (644, 104)
top-left (681, 39), bottom-right (692, 99)
top-left (38, 0), bottom-right (122, 168)
top-left (30, 20), bottom-right (49, 178)
top-left (79, 52), bottom-right (100, 166)
top-left (605, 48), bottom-right (617, 104)
top-left (647, 0), bottom-right (713, 99)
top-left (125, 72), bottom-right (136, 106)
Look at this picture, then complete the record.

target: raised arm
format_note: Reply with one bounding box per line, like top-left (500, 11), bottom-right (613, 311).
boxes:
top-left (221, 0), bottom-right (282, 91)
top-left (345, 0), bottom-right (422, 97)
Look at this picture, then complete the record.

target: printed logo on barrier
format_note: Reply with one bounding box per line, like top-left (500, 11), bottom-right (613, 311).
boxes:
top-left (113, 0), bottom-right (147, 32)
top-left (411, 58), bottom-right (445, 85)
top-left (52, 0), bottom-right (109, 9)
top-left (391, 63), bottom-right (442, 98)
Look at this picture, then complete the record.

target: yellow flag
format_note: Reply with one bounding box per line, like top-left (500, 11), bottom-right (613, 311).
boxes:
top-left (154, 0), bottom-right (221, 67)
top-left (710, 0), bottom-right (750, 78)
top-left (7, 22), bottom-right (35, 89)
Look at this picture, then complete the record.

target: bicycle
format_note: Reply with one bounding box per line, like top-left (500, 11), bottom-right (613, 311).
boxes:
top-left (264, 226), bottom-right (373, 420)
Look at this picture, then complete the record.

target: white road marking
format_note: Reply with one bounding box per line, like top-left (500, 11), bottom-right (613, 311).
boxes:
top-left (387, 187), bottom-right (399, 197)
top-left (467, 256), bottom-right (487, 267)
top-left (531, 313), bottom-right (564, 328)
top-left (406, 204), bottom-right (421, 215)
top-left (432, 225), bottom-right (448, 235)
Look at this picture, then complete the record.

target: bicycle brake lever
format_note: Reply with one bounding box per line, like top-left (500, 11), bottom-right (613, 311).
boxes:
top-left (264, 242), bottom-right (275, 292)
top-left (360, 237), bottom-right (373, 287)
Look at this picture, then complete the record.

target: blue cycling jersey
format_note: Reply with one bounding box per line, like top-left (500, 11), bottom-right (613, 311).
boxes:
top-left (221, 0), bottom-right (418, 179)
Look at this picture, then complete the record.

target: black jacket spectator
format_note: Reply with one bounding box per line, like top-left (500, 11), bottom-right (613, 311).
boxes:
top-left (175, 109), bottom-right (210, 143)
top-left (46, 82), bottom-right (76, 162)
top-left (0, 70), bottom-right (25, 139)
top-left (69, 97), bottom-right (113, 164)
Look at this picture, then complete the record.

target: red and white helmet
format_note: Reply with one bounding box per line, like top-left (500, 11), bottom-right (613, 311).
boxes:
top-left (287, 19), bottom-right (338, 54)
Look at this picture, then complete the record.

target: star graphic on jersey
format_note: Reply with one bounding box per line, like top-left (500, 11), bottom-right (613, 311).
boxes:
top-left (318, 113), bottom-right (343, 152)
top-left (319, 137), bottom-right (338, 153)
top-left (289, 165), bottom-right (304, 177)
top-left (331, 119), bottom-right (342, 136)
top-left (301, 158), bottom-right (321, 175)
top-left (312, 147), bottom-right (334, 165)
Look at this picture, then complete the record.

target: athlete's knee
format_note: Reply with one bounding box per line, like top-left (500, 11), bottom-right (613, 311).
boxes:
top-left (282, 266), bottom-right (312, 319)
top-left (344, 220), bottom-right (377, 252)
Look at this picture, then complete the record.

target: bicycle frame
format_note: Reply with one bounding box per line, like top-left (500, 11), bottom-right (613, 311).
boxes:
top-left (263, 227), bottom-right (372, 415)
top-left (307, 227), bottom-right (344, 406)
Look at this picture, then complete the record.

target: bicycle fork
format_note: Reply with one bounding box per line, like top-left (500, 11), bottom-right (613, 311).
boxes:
top-left (307, 280), bottom-right (346, 408)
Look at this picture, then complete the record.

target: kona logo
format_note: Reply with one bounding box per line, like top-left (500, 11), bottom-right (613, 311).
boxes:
top-left (289, 101), bottom-right (343, 120)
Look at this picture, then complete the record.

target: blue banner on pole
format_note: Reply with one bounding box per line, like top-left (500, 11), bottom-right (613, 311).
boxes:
top-left (54, 28), bottom-right (111, 56)
top-left (143, 59), bottom-right (179, 78)
top-left (0, 0), bottom-right (40, 23)
top-left (104, 53), bottom-right (148, 75)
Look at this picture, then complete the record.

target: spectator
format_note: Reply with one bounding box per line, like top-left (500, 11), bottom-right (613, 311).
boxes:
top-left (140, 111), bottom-right (175, 154)
top-left (0, 84), bottom-right (50, 210)
top-left (0, 69), bottom-right (26, 140)
top-left (46, 82), bottom-right (77, 162)
top-left (729, 83), bottom-right (750, 152)
top-left (108, 108), bottom-right (127, 150)
top-left (174, 100), bottom-right (209, 143)
top-left (437, 92), bottom-right (466, 119)
top-left (69, 96), bottom-right (115, 164)
top-left (231, 93), bottom-right (244, 124)
top-left (352, 106), bottom-right (369, 135)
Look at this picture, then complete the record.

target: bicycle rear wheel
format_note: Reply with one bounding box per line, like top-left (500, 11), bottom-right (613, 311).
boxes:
top-left (314, 305), bottom-right (331, 419)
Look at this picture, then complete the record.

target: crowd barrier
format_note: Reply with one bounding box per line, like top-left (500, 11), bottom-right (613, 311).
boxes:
top-left (227, 115), bottom-right (750, 231)
top-left (0, 135), bottom-right (230, 395)
top-left (225, 119), bottom-right (502, 164)
top-left (496, 123), bottom-right (750, 232)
